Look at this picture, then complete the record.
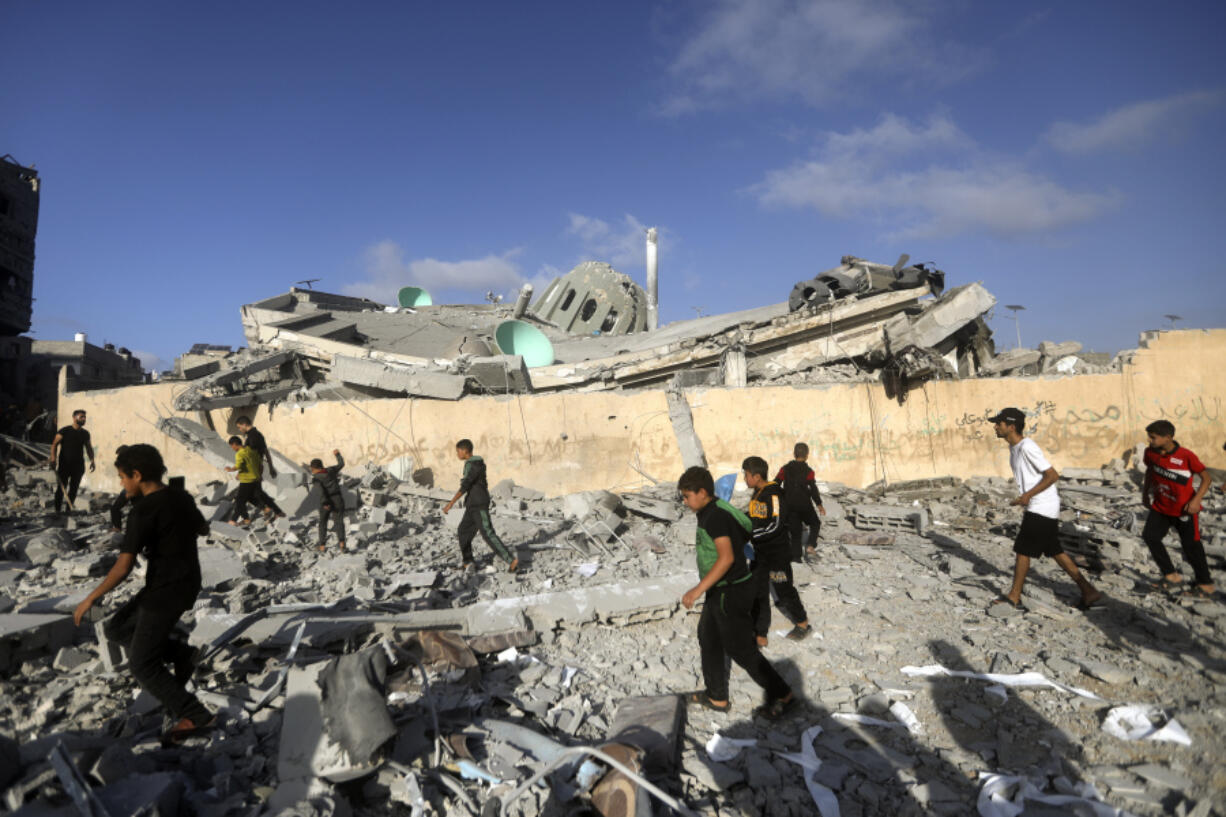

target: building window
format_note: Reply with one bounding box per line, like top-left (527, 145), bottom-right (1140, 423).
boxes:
top-left (560, 289), bottom-right (575, 311)
top-left (580, 298), bottom-right (598, 321)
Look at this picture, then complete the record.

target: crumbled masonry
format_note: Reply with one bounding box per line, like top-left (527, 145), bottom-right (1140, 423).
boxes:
top-left (1, 452), bottom-right (1224, 817)
top-left (167, 255), bottom-right (1121, 407)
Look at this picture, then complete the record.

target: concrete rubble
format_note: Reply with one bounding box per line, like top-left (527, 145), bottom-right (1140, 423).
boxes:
top-left (160, 254), bottom-right (1121, 407)
top-left (1, 443), bottom-right (1224, 817)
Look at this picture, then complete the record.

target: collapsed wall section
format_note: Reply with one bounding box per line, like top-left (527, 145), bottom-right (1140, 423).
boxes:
top-left (59, 330), bottom-right (1226, 497)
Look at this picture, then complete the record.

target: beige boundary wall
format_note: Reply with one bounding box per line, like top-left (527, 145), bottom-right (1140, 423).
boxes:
top-left (60, 329), bottom-right (1225, 498)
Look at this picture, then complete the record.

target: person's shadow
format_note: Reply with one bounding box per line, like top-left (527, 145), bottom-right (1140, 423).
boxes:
top-left (681, 657), bottom-right (981, 816)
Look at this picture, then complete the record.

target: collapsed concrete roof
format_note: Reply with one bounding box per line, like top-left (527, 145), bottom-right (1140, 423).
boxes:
top-left (173, 255), bottom-right (1019, 410)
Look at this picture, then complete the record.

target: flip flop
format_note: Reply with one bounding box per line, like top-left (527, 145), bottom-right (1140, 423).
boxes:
top-left (1147, 578), bottom-right (1182, 593)
top-left (1075, 596), bottom-right (1106, 611)
top-left (1181, 586), bottom-right (1216, 601)
top-left (989, 596), bottom-right (1028, 613)
top-left (685, 691), bottom-right (731, 713)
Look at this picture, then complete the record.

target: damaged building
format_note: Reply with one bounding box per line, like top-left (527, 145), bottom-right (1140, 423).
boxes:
top-left (1, 234), bottom-right (1224, 817)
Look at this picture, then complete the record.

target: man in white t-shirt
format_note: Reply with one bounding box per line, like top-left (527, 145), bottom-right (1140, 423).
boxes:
top-left (989, 408), bottom-right (1103, 611)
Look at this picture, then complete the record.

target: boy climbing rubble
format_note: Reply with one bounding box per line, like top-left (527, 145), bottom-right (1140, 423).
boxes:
top-left (443, 438), bottom-right (518, 573)
top-left (678, 465), bottom-right (794, 719)
top-left (309, 450), bottom-right (346, 552)
top-left (72, 444), bottom-right (214, 745)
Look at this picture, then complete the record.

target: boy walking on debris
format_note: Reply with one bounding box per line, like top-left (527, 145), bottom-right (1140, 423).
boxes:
top-left (73, 444), bottom-right (214, 745)
top-left (309, 450), bottom-right (346, 552)
top-left (49, 409), bottom-right (95, 515)
top-left (743, 456), bottom-right (812, 643)
top-left (1141, 420), bottom-right (1215, 597)
top-left (679, 466), bottom-right (795, 719)
top-left (776, 443), bottom-right (826, 562)
top-left (226, 436), bottom-right (276, 525)
top-left (989, 408), bottom-right (1102, 611)
top-left (443, 439), bottom-right (518, 573)
top-left (235, 416), bottom-right (285, 519)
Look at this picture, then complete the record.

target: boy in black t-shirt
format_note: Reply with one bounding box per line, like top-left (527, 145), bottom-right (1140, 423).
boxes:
top-left (776, 442), bottom-right (826, 562)
top-left (679, 466), bottom-right (794, 719)
top-left (73, 444), bottom-right (214, 745)
top-left (49, 409), bottom-right (95, 514)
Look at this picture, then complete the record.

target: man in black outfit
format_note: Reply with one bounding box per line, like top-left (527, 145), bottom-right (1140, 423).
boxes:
top-left (775, 442), bottom-right (826, 562)
top-left (743, 456), bottom-right (812, 643)
top-left (235, 416), bottom-right (284, 518)
top-left (49, 409), bottom-right (95, 514)
top-left (73, 444), bottom-right (214, 744)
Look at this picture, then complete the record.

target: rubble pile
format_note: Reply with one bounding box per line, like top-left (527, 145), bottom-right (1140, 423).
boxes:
top-left (1, 455), bottom-right (1224, 817)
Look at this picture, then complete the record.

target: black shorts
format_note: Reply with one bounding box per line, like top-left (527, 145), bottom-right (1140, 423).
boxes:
top-left (1013, 511), bottom-right (1063, 558)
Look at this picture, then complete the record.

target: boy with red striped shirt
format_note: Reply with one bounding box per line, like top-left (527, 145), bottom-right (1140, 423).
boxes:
top-left (1142, 420), bottom-right (1214, 597)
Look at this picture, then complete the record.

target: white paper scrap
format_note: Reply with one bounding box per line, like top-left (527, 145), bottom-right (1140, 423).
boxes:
top-left (832, 713), bottom-right (905, 729)
top-left (496, 646), bottom-right (519, 663)
top-left (562, 666), bottom-right (579, 688)
top-left (777, 725), bottom-right (841, 817)
top-left (576, 562), bottom-right (600, 577)
top-left (984, 684), bottom-right (1008, 702)
top-left (977, 772), bottom-right (1137, 817)
top-left (1101, 704), bottom-right (1192, 746)
top-left (888, 701), bottom-right (924, 735)
top-left (901, 664), bottom-right (1104, 701)
top-left (705, 734), bottom-right (757, 762)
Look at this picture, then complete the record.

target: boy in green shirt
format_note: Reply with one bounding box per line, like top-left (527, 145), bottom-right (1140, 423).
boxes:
top-left (679, 466), bottom-right (794, 719)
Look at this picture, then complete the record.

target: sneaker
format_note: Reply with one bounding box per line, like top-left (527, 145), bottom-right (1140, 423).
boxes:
top-left (161, 714), bottom-right (217, 746)
top-left (785, 625), bottom-right (811, 641)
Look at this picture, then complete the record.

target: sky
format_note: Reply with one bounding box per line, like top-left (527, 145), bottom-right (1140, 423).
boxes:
top-left (4, 0), bottom-right (1225, 373)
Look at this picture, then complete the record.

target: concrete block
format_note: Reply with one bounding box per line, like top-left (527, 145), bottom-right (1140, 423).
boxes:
top-left (0, 613), bottom-right (76, 672)
top-left (96, 619), bottom-right (127, 672)
top-left (199, 547), bottom-right (246, 588)
top-left (607, 695), bottom-right (683, 774)
top-left (851, 504), bottom-right (928, 535)
top-left (331, 354), bottom-right (465, 400)
top-left (209, 522), bottom-right (247, 541)
top-left (279, 660), bottom-right (381, 793)
top-left (52, 646), bottom-right (93, 672)
top-left (467, 355), bottom-right (531, 393)
top-left (367, 508), bottom-right (388, 527)
top-left (386, 455), bottom-right (414, 482)
top-left (97, 771), bottom-right (185, 817)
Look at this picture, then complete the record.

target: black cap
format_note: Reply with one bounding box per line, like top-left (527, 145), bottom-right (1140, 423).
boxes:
top-left (987, 407), bottom-right (1025, 426)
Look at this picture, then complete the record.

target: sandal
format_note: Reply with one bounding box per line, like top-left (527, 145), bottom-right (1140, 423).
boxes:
top-left (1075, 596), bottom-right (1106, 611)
top-left (754, 696), bottom-right (795, 721)
top-left (685, 691), bottom-right (731, 713)
top-left (1148, 577), bottom-right (1182, 593)
top-left (1181, 586), bottom-right (1216, 600)
top-left (989, 596), bottom-right (1027, 612)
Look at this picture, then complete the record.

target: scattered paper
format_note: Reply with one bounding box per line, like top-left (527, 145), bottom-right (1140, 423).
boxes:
top-left (778, 725), bottom-right (841, 817)
top-left (496, 646), bottom-right (520, 663)
top-left (977, 772), bottom-right (1135, 817)
top-left (705, 733), bottom-right (757, 762)
top-left (1101, 705), bottom-right (1192, 746)
top-left (984, 684), bottom-right (1008, 703)
top-left (562, 667), bottom-right (579, 688)
top-left (576, 562), bottom-right (600, 578)
top-left (831, 713), bottom-right (905, 729)
top-left (888, 701), bottom-right (923, 736)
top-left (901, 664), bottom-right (1104, 701)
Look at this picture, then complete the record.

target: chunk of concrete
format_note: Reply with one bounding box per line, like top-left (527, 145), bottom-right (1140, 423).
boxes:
top-left (665, 388), bottom-right (707, 470)
top-left (467, 355), bottom-right (532, 393)
top-left (607, 695), bottom-right (683, 774)
top-left (331, 354), bottom-right (465, 400)
top-left (0, 613), bottom-right (76, 672)
top-left (199, 546), bottom-right (246, 589)
top-left (156, 417), bottom-right (235, 470)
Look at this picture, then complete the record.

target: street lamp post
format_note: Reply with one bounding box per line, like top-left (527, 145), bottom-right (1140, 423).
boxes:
top-left (1004, 304), bottom-right (1026, 349)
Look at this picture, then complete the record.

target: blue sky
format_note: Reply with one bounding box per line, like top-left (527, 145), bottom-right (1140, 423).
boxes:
top-left (4, 0), bottom-right (1224, 372)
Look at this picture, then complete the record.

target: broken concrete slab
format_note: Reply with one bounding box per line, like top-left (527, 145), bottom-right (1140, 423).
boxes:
top-left (607, 695), bottom-right (683, 774)
top-left (665, 388), bottom-right (706, 470)
top-left (851, 504), bottom-right (929, 535)
top-left (331, 354), bottom-right (465, 400)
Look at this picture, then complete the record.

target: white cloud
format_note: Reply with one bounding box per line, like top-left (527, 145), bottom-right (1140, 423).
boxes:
top-left (565, 212), bottom-right (655, 271)
top-left (753, 114), bottom-right (1117, 238)
top-left (129, 349), bottom-right (166, 374)
top-left (344, 241), bottom-right (547, 304)
top-left (661, 0), bottom-right (977, 114)
top-left (1044, 90), bottom-right (1224, 154)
